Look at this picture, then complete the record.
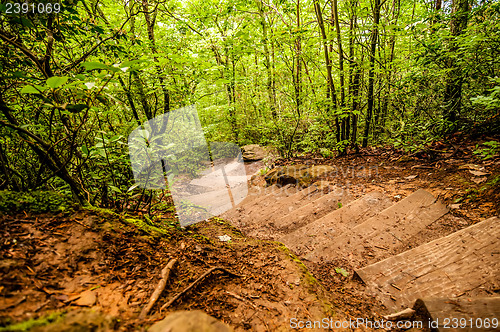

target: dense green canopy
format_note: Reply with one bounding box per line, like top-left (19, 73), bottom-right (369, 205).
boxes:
top-left (0, 0), bottom-right (498, 207)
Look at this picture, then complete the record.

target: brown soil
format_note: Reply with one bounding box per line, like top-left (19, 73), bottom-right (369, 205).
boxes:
top-left (0, 210), bottom-right (334, 331)
top-left (269, 138), bottom-right (500, 324)
top-left (1, 138), bottom-right (498, 331)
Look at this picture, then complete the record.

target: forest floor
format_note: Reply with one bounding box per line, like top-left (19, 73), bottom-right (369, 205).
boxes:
top-left (0, 136), bottom-right (499, 331)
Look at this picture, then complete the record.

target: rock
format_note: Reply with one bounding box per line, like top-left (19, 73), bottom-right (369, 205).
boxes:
top-left (31, 308), bottom-right (112, 331)
top-left (308, 165), bottom-right (334, 178)
top-left (148, 310), bottom-right (233, 332)
top-left (265, 165), bottom-right (335, 188)
top-left (74, 290), bottom-right (97, 307)
top-left (265, 164), bottom-right (309, 187)
top-left (241, 144), bottom-right (268, 161)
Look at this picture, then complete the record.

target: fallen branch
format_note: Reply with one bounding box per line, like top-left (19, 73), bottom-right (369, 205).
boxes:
top-left (383, 308), bottom-right (416, 321)
top-left (225, 290), bottom-right (257, 309)
top-left (139, 258), bottom-right (177, 319)
top-left (160, 266), bottom-right (242, 311)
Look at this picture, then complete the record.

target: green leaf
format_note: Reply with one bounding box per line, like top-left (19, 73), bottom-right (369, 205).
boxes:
top-left (20, 85), bottom-right (42, 94)
top-left (82, 62), bottom-right (119, 72)
top-left (66, 104), bottom-right (88, 113)
top-left (47, 76), bottom-right (69, 89)
top-left (334, 267), bottom-right (349, 277)
top-left (82, 62), bottom-right (110, 71)
top-left (109, 185), bottom-right (122, 194)
top-left (81, 145), bottom-right (89, 157)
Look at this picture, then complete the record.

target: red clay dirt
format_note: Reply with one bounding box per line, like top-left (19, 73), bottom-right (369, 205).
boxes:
top-left (1, 138), bottom-right (499, 331)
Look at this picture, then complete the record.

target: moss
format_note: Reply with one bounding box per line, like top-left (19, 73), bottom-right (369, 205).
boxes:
top-left (0, 311), bottom-right (65, 331)
top-left (0, 190), bottom-right (76, 214)
top-left (86, 206), bottom-right (118, 219)
top-left (275, 242), bottom-right (319, 287)
top-left (123, 217), bottom-right (169, 237)
top-left (275, 242), bottom-right (335, 316)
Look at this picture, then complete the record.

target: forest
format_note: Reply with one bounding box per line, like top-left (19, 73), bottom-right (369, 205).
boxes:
top-left (0, 0), bottom-right (498, 206)
top-left (0, 0), bottom-right (499, 331)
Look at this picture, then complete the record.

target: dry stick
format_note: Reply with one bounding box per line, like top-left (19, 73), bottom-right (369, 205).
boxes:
top-left (139, 258), bottom-right (178, 319)
top-left (383, 308), bottom-right (416, 321)
top-left (160, 267), bottom-right (242, 311)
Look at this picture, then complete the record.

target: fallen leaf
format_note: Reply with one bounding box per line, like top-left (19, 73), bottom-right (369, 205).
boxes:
top-left (469, 170), bottom-right (489, 176)
top-left (73, 290), bottom-right (97, 307)
top-left (218, 235), bottom-right (231, 242)
top-left (471, 177), bottom-right (487, 184)
top-left (405, 175), bottom-right (418, 180)
top-left (459, 164), bottom-right (482, 171)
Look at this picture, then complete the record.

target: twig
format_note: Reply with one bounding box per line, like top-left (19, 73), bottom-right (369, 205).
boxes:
top-left (383, 308), bottom-right (416, 321)
top-left (160, 266), bottom-right (242, 311)
top-left (139, 258), bottom-right (177, 319)
top-left (225, 290), bottom-right (257, 309)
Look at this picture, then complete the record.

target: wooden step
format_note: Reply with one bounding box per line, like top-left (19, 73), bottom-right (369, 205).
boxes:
top-left (220, 184), bottom-right (284, 220)
top-left (305, 189), bottom-right (448, 265)
top-left (267, 187), bottom-right (352, 239)
top-left (254, 184), bottom-right (326, 224)
top-left (279, 191), bottom-right (392, 257)
top-left (355, 216), bottom-right (500, 311)
top-left (242, 184), bottom-right (325, 238)
top-left (413, 297), bottom-right (500, 332)
top-left (221, 184), bottom-right (300, 230)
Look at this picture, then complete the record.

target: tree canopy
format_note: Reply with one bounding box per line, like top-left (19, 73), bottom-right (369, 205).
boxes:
top-left (0, 0), bottom-right (499, 208)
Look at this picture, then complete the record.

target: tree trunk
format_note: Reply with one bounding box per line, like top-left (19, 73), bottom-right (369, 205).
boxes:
top-left (313, 0), bottom-right (340, 143)
top-left (380, 0), bottom-right (400, 131)
top-left (294, 0), bottom-right (302, 118)
top-left (348, 0), bottom-right (359, 148)
top-left (142, 0), bottom-right (170, 116)
top-left (442, 0), bottom-right (469, 127)
top-left (332, 0), bottom-right (347, 142)
top-left (256, 0), bottom-right (276, 119)
top-left (362, 0), bottom-right (380, 148)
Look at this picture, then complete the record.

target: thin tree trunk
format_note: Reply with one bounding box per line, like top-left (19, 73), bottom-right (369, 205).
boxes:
top-left (313, 0), bottom-right (340, 143)
top-left (294, 0), bottom-right (302, 118)
top-left (256, 0), bottom-right (276, 119)
top-left (142, 0), bottom-right (170, 116)
top-left (348, 0), bottom-right (358, 148)
top-left (442, 0), bottom-right (469, 127)
top-left (362, 0), bottom-right (380, 147)
top-left (381, 0), bottom-right (400, 131)
top-left (332, 0), bottom-right (347, 142)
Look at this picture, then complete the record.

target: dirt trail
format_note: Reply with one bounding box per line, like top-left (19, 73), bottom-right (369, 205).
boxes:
top-left (0, 209), bottom-right (337, 331)
top-left (1, 141), bottom-right (499, 331)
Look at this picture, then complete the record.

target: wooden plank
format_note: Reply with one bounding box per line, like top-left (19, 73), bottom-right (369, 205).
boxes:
top-left (220, 184), bottom-right (294, 222)
top-left (244, 184), bottom-right (324, 237)
top-left (413, 297), bottom-right (500, 331)
top-left (279, 191), bottom-right (392, 257)
top-left (268, 187), bottom-right (351, 237)
top-left (309, 189), bottom-right (448, 265)
top-left (355, 217), bottom-right (500, 311)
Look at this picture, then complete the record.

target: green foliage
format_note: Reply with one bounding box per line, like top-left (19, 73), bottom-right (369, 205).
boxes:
top-left (473, 141), bottom-right (500, 160)
top-left (0, 0), bottom-right (498, 213)
top-left (0, 191), bottom-right (76, 214)
top-left (471, 79), bottom-right (500, 111)
top-left (0, 311), bottom-right (64, 331)
top-left (334, 267), bottom-right (349, 277)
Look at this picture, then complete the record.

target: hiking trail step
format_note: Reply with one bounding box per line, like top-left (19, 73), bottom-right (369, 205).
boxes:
top-left (279, 191), bottom-right (392, 257)
top-left (303, 189), bottom-right (449, 266)
top-left (413, 296), bottom-right (500, 332)
top-left (355, 216), bottom-right (500, 311)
